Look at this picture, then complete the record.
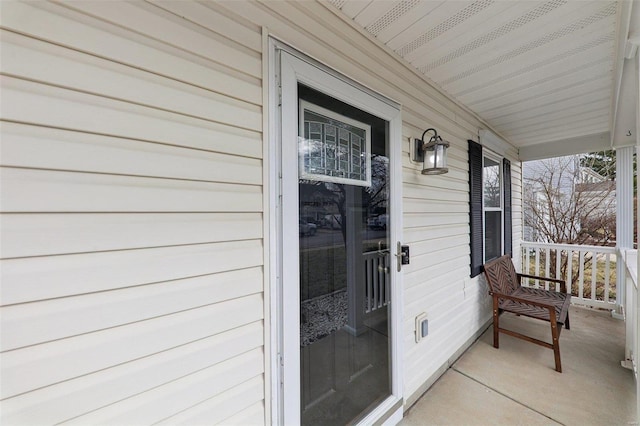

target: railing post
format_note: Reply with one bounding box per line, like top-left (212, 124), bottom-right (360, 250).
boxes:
top-left (623, 263), bottom-right (636, 368)
top-left (615, 146), bottom-right (634, 318)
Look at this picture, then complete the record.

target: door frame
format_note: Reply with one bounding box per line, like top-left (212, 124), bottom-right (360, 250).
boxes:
top-left (268, 38), bottom-right (404, 425)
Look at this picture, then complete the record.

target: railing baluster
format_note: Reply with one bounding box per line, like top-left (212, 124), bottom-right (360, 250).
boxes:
top-left (535, 248), bottom-right (540, 288)
top-left (545, 248), bottom-right (551, 290)
top-left (578, 251), bottom-right (585, 300)
top-left (378, 255), bottom-right (384, 308)
top-left (362, 251), bottom-right (393, 313)
top-left (366, 255), bottom-right (372, 313)
top-left (556, 249), bottom-right (562, 291)
top-left (373, 255), bottom-right (379, 310)
top-left (604, 252), bottom-right (611, 304)
top-left (378, 255), bottom-right (383, 308)
top-left (385, 255), bottom-right (390, 306)
top-left (591, 251), bottom-right (598, 302)
top-left (567, 249), bottom-right (573, 296)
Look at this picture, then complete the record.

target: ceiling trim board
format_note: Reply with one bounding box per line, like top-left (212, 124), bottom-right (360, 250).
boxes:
top-left (612, 56), bottom-right (638, 147)
top-left (519, 131), bottom-right (611, 161)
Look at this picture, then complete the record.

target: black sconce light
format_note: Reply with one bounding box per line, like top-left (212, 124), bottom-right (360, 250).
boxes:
top-left (413, 128), bottom-right (450, 175)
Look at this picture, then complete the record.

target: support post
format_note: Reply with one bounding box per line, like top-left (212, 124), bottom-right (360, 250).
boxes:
top-left (627, 47), bottom-right (640, 423)
top-left (615, 146), bottom-right (634, 319)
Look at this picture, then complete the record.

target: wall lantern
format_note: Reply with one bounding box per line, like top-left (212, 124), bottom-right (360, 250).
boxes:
top-left (413, 128), bottom-right (450, 175)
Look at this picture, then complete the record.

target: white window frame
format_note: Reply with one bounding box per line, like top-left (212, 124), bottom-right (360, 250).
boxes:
top-left (482, 150), bottom-right (504, 262)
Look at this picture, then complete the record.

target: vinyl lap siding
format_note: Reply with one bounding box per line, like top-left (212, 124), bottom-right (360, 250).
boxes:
top-left (511, 163), bottom-right (525, 270)
top-left (0, 1), bottom-right (265, 424)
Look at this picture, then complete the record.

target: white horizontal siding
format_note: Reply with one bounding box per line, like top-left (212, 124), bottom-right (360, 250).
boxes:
top-left (1, 212), bottom-right (262, 258)
top-left (64, 348), bottom-right (264, 425)
top-left (1, 123), bottom-right (261, 184)
top-left (0, 1), bottom-right (262, 82)
top-left (154, 375), bottom-right (265, 425)
top-left (404, 212), bottom-right (469, 230)
top-left (1, 77), bottom-right (261, 155)
top-left (56, 0), bottom-right (262, 77)
top-left (1, 270), bottom-right (263, 352)
top-left (1, 168), bottom-right (262, 212)
top-left (221, 400), bottom-right (266, 425)
top-left (2, 322), bottom-right (263, 420)
top-left (1, 293), bottom-right (263, 398)
top-left (1, 301), bottom-right (264, 422)
top-left (0, 0), bottom-right (266, 424)
top-left (511, 160), bottom-right (524, 270)
top-left (1, 35), bottom-right (262, 131)
top-left (2, 240), bottom-right (263, 305)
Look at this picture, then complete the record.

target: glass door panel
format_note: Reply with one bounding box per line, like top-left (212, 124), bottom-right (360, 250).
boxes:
top-left (298, 85), bottom-right (391, 425)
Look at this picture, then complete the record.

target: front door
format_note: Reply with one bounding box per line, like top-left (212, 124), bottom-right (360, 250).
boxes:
top-left (277, 47), bottom-right (403, 425)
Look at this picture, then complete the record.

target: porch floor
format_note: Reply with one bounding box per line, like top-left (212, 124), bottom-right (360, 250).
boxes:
top-left (400, 306), bottom-right (637, 425)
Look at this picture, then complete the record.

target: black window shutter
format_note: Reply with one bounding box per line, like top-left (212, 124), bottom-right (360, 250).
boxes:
top-left (469, 140), bottom-right (483, 278)
top-left (503, 158), bottom-right (513, 257)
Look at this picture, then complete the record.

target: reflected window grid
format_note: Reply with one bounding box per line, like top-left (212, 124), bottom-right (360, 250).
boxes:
top-left (302, 111), bottom-right (368, 182)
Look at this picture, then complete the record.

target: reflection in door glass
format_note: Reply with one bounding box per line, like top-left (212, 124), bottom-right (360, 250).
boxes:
top-left (298, 85), bottom-right (391, 425)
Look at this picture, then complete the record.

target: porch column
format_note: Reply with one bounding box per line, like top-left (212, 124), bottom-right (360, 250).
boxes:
top-left (615, 146), bottom-right (634, 318)
top-left (636, 144), bottom-right (640, 426)
top-left (636, 49), bottom-right (640, 426)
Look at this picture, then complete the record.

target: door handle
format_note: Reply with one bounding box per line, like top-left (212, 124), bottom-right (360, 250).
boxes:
top-left (395, 242), bottom-right (410, 272)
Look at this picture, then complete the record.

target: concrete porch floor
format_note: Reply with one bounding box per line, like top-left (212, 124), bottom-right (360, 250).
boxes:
top-left (401, 306), bottom-right (637, 426)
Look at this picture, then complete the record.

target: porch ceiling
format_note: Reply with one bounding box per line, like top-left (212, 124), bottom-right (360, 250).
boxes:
top-left (329, 0), bottom-right (637, 160)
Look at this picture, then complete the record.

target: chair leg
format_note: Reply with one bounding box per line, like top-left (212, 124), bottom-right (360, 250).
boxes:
top-left (565, 312), bottom-right (570, 330)
top-left (551, 321), bottom-right (562, 373)
top-left (492, 296), bottom-right (500, 349)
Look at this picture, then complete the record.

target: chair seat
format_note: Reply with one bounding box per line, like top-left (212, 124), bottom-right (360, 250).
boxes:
top-left (500, 287), bottom-right (570, 324)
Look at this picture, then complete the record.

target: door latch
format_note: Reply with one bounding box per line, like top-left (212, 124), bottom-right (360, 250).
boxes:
top-left (396, 242), bottom-right (410, 271)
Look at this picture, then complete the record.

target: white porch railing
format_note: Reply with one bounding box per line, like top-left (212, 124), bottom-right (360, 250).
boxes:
top-left (622, 249), bottom-right (638, 380)
top-left (521, 242), bottom-right (618, 310)
top-left (363, 251), bottom-right (390, 314)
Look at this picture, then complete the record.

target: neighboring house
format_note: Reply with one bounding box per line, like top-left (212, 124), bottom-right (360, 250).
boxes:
top-left (523, 156), bottom-right (616, 244)
top-left (576, 179), bottom-right (617, 244)
top-left (575, 180), bottom-right (616, 217)
top-left (0, 1), bottom-right (636, 426)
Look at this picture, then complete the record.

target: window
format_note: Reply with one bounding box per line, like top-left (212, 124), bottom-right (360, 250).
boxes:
top-left (469, 140), bottom-right (512, 278)
top-left (483, 155), bottom-right (502, 262)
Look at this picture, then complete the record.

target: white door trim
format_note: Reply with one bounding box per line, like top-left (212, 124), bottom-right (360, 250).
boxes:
top-left (268, 38), bottom-right (404, 425)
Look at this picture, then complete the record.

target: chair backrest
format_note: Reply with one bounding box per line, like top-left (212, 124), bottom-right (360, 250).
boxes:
top-left (483, 255), bottom-right (520, 295)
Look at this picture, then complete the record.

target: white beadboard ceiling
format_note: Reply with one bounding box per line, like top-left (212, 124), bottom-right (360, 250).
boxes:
top-left (329, 0), bottom-right (637, 159)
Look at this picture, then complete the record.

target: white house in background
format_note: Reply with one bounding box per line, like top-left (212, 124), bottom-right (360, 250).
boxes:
top-left (523, 156), bottom-right (616, 243)
top-left (1, 1), bottom-right (638, 425)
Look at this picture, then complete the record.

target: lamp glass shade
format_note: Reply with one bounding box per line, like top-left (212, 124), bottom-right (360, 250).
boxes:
top-left (421, 139), bottom-right (449, 175)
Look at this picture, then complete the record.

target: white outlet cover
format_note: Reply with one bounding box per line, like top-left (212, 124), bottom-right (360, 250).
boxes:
top-left (415, 312), bottom-right (428, 343)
